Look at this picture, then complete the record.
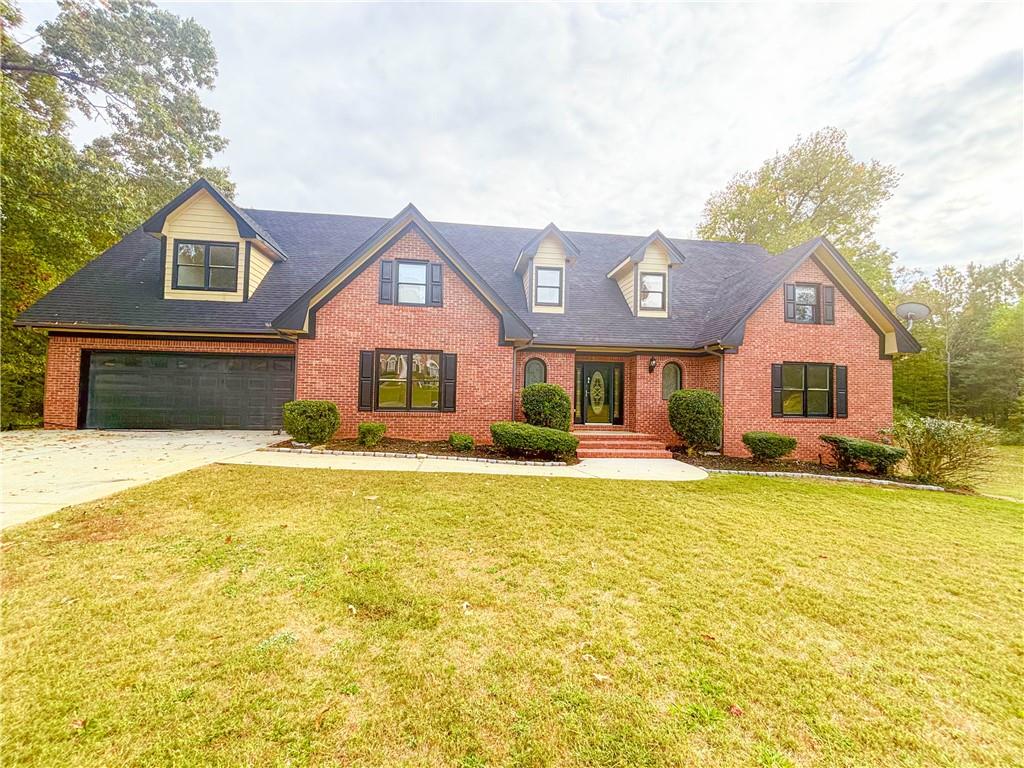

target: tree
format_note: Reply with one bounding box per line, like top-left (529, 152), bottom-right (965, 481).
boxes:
top-left (697, 127), bottom-right (900, 298)
top-left (1, 0), bottom-right (232, 427)
top-left (894, 259), bottom-right (1023, 425)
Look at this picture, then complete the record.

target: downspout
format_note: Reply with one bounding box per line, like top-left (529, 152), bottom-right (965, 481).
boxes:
top-left (703, 343), bottom-right (725, 451)
top-left (512, 345), bottom-right (518, 420)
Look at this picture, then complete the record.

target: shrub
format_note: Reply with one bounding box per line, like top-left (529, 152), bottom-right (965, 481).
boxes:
top-left (741, 431), bottom-right (797, 461)
top-left (887, 413), bottom-right (999, 488)
top-left (282, 400), bottom-right (339, 445)
top-left (357, 421), bottom-right (387, 448)
top-left (490, 421), bottom-right (578, 461)
top-left (448, 432), bottom-right (475, 452)
top-left (819, 435), bottom-right (907, 476)
top-left (521, 383), bottom-right (572, 432)
top-left (668, 389), bottom-right (723, 454)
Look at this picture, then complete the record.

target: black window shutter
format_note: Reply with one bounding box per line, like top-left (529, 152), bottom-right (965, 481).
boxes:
top-left (771, 363), bottom-right (783, 417)
top-left (835, 365), bottom-right (848, 418)
top-left (429, 263), bottom-right (443, 306)
top-left (358, 351), bottom-right (375, 411)
top-left (784, 284), bottom-right (796, 322)
top-left (822, 285), bottom-right (835, 325)
top-left (440, 353), bottom-right (457, 412)
top-left (379, 260), bottom-right (394, 304)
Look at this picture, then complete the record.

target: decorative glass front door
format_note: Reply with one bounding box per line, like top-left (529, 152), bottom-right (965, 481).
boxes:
top-left (576, 362), bottom-right (624, 425)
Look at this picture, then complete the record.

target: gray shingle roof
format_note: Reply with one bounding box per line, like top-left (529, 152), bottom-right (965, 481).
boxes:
top-left (17, 206), bottom-right (866, 349)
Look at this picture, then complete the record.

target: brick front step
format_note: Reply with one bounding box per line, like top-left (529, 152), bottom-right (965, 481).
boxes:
top-left (577, 447), bottom-right (675, 459)
top-left (575, 438), bottom-right (669, 450)
top-left (572, 429), bottom-right (672, 458)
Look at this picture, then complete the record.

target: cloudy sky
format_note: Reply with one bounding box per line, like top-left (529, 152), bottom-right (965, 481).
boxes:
top-left (19, 2), bottom-right (1023, 273)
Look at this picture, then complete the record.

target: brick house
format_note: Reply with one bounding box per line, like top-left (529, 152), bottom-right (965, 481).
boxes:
top-left (17, 179), bottom-right (919, 459)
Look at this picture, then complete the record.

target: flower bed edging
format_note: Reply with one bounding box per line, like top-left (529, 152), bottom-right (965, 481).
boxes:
top-left (703, 467), bottom-right (944, 492)
top-left (260, 446), bottom-right (567, 467)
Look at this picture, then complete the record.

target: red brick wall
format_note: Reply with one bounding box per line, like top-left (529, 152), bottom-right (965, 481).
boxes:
top-left (512, 350), bottom-right (720, 444)
top-left (295, 229), bottom-right (514, 442)
top-left (634, 355), bottom-right (721, 444)
top-left (513, 349), bottom-right (575, 420)
top-left (43, 334), bottom-right (293, 429)
top-left (722, 259), bottom-right (893, 460)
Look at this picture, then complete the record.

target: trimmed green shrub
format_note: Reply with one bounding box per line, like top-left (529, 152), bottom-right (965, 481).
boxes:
top-left (887, 413), bottom-right (999, 488)
top-left (668, 389), bottom-right (722, 454)
top-left (282, 400), bottom-right (339, 445)
top-left (490, 421), bottom-right (578, 461)
top-left (819, 434), bottom-right (907, 476)
top-left (741, 431), bottom-right (797, 461)
top-left (521, 383), bottom-right (572, 432)
top-left (357, 421), bottom-right (387, 448)
top-left (448, 432), bottom-right (475, 452)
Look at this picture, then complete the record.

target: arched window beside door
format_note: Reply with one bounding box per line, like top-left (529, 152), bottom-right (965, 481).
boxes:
top-left (662, 362), bottom-right (682, 399)
top-left (524, 357), bottom-right (547, 387)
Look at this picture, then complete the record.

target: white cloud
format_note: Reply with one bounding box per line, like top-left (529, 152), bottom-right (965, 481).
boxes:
top-left (15, 1), bottom-right (1023, 272)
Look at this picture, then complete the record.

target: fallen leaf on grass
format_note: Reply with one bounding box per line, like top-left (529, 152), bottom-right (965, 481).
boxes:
top-left (70, 718), bottom-right (86, 731)
top-left (728, 704), bottom-right (744, 716)
top-left (364, 496), bottom-right (378, 501)
top-left (347, 604), bottom-right (357, 615)
top-left (581, 653), bottom-right (597, 663)
top-left (461, 601), bottom-right (471, 614)
top-left (592, 673), bottom-right (612, 684)
top-left (701, 634), bottom-right (716, 642)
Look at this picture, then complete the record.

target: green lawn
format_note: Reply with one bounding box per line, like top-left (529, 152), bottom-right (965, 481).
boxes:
top-left (978, 445), bottom-right (1023, 501)
top-left (2, 467), bottom-right (1021, 767)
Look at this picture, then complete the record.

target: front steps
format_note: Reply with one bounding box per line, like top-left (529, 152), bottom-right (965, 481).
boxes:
top-left (573, 428), bottom-right (673, 459)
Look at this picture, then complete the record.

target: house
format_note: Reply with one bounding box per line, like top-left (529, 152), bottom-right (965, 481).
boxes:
top-left (16, 179), bottom-right (919, 460)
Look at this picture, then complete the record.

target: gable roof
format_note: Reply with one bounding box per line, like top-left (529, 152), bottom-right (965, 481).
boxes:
top-left (142, 178), bottom-right (288, 259)
top-left (513, 223), bottom-right (581, 274)
top-left (17, 194), bottom-right (918, 354)
top-left (274, 203), bottom-right (532, 340)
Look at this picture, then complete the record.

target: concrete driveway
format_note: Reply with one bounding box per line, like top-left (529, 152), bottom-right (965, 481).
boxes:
top-left (1, 430), bottom-right (279, 530)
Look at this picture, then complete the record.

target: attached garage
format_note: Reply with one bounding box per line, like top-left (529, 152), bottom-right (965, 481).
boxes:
top-left (82, 352), bottom-right (294, 429)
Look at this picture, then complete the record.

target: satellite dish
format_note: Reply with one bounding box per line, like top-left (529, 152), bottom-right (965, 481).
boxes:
top-left (895, 301), bottom-right (931, 330)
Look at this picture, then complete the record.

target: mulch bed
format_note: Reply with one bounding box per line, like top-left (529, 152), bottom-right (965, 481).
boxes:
top-left (273, 437), bottom-right (579, 465)
top-left (676, 451), bottom-right (937, 488)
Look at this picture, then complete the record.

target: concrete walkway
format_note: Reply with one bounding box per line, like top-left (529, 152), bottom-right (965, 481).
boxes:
top-left (223, 449), bottom-right (709, 482)
top-left (1, 430), bottom-right (279, 529)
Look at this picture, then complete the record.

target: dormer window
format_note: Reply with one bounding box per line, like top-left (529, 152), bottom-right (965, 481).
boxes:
top-left (173, 240), bottom-right (239, 292)
top-left (535, 267), bottom-right (563, 307)
top-left (639, 272), bottom-right (665, 311)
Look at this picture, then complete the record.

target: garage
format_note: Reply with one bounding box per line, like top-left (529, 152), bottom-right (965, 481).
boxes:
top-left (83, 352), bottom-right (295, 429)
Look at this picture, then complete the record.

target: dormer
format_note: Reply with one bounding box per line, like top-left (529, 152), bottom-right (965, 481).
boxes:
top-left (142, 179), bottom-right (286, 302)
top-left (606, 231), bottom-right (685, 318)
top-left (514, 223), bottom-right (580, 314)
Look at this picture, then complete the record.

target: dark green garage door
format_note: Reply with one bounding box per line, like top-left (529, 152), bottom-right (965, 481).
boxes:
top-left (84, 352), bottom-right (294, 429)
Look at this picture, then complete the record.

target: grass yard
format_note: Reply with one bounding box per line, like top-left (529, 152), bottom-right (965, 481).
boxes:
top-left (978, 445), bottom-right (1023, 502)
top-left (2, 466), bottom-right (1021, 767)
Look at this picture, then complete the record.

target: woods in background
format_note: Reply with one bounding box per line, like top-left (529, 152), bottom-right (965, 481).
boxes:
top-left (1, 0), bottom-right (232, 427)
top-left (700, 128), bottom-right (1023, 438)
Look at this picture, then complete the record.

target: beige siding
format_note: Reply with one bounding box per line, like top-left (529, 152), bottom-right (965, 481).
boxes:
top-left (248, 247), bottom-right (275, 295)
top-left (522, 264), bottom-right (532, 310)
top-left (637, 242), bottom-right (669, 318)
top-left (162, 190), bottom-right (247, 302)
top-left (617, 266), bottom-right (635, 313)
top-left (531, 236), bottom-right (566, 314)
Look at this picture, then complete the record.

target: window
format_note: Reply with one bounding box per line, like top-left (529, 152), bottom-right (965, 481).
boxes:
top-left (640, 272), bottom-right (666, 311)
top-left (524, 358), bottom-right (546, 387)
top-left (661, 362), bottom-right (681, 399)
top-left (375, 350), bottom-right (440, 410)
top-left (779, 362), bottom-right (832, 417)
top-left (793, 284), bottom-right (818, 323)
top-left (173, 241), bottom-right (238, 291)
top-left (535, 267), bottom-right (563, 306)
top-left (396, 261), bottom-right (428, 305)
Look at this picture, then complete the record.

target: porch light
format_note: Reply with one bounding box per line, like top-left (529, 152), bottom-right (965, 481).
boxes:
top-left (648, 356), bottom-right (657, 373)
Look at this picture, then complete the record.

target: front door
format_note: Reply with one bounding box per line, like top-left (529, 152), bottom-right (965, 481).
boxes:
top-left (576, 362), bottom-right (623, 425)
